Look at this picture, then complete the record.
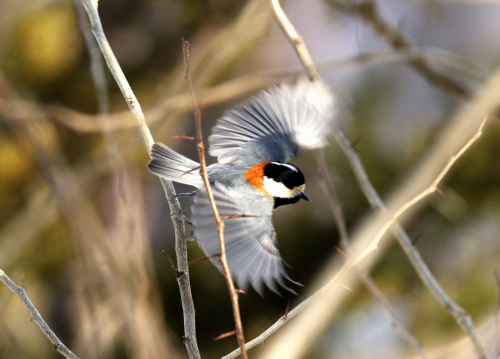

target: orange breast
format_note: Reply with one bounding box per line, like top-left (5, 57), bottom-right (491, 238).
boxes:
top-left (245, 162), bottom-right (271, 196)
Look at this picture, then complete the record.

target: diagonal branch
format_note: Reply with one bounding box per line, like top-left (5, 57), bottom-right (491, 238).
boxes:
top-left (332, 0), bottom-right (470, 98)
top-left (182, 40), bottom-right (248, 359)
top-left (353, 117), bottom-right (488, 264)
top-left (270, 0), bottom-right (318, 82)
top-left (273, 1), bottom-right (489, 358)
top-left (273, 0), bottom-right (429, 357)
top-left (79, 1), bottom-right (200, 358)
top-left (334, 117), bottom-right (489, 359)
top-left (0, 270), bottom-right (80, 359)
top-left (315, 151), bottom-right (430, 359)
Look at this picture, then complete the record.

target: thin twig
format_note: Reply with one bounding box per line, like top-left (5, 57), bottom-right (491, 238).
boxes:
top-left (336, 122), bottom-right (489, 357)
top-left (79, 1), bottom-right (201, 358)
top-left (318, 140), bottom-right (424, 353)
top-left (0, 270), bottom-right (80, 359)
top-left (182, 40), bottom-right (248, 359)
top-left (187, 253), bottom-right (220, 266)
top-left (315, 150), bottom-right (349, 244)
top-left (334, 126), bottom-right (490, 359)
top-left (163, 250), bottom-right (184, 278)
top-left (221, 286), bottom-right (325, 359)
top-left (214, 331), bottom-right (238, 341)
top-left (361, 274), bottom-right (430, 359)
top-left (74, 0), bottom-right (133, 218)
top-left (354, 117), bottom-right (488, 264)
top-left (73, 0), bottom-right (109, 116)
top-left (172, 135), bottom-right (197, 141)
top-left (334, 0), bottom-right (470, 98)
top-left (317, 150), bottom-right (430, 358)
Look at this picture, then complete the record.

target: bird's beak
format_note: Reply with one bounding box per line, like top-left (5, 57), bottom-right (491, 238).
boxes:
top-left (299, 192), bottom-right (310, 202)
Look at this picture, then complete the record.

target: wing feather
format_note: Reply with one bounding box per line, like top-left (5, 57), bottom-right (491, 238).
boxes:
top-left (209, 78), bottom-right (348, 165)
top-left (191, 182), bottom-right (295, 294)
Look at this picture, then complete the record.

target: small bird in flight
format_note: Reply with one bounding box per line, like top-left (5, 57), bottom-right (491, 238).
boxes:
top-left (148, 78), bottom-right (347, 295)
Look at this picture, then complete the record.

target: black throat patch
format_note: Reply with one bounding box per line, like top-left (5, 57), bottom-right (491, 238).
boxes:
top-left (273, 196), bottom-right (301, 209)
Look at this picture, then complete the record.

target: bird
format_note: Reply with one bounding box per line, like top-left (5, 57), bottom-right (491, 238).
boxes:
top-left (148, 78), bottom-right (347, 295)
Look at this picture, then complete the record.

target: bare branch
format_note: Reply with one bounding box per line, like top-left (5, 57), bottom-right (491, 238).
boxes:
top-left (0, 270), bottom-right (80, 359)
top-left (274, 2), bottom-right (491, 357)
top-left (271, 0), bottom-right (318, 82)
top-left (79, 1), bottom-right (201, 358)
top-left (221, 287), bottom-right (324, 359)
top-left (361, 274), bottom-right (430, 359)
top-left (182, 40), bottom-right (248, 359)
top-left (271, 2), bottom-right (430, 358)
top-left (333, 0), bottom-right (470, 98)
top-left (334, 122), bottom-right (490, 359)
top-left (315, 150), bottom-right (349, 244)
top-left (74, 0), bottom-right (132, 250)
top-left (316, 152), bottom-right (430, 359)
top-left (354, 117), bottom-right (488, 263)
top-left (335, 114), bottom-right (490, 359)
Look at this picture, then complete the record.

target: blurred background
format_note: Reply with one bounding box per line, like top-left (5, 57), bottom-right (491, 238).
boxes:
top-left (1, 0), bottom-right (500, 358)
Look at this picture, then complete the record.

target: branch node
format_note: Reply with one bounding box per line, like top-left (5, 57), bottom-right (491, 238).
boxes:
top-left (162, 250), bottom-right (184, 277)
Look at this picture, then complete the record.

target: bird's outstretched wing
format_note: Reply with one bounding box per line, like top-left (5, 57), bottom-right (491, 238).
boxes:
top-left (208, 78), bottom-right (347, 165)
top-left (191, 181), bottom-right (297, 295)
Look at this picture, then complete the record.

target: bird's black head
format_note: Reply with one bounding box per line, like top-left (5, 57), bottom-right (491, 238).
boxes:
top-left (262, 162), bottom-right (310, 209)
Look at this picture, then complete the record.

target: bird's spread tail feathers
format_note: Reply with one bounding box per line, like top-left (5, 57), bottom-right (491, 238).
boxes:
top-left (148, 143), bottom-right (202, 188)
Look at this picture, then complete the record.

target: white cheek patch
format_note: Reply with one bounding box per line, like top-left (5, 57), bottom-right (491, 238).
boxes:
top-left (263, 176), bottom-right (296, 198)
